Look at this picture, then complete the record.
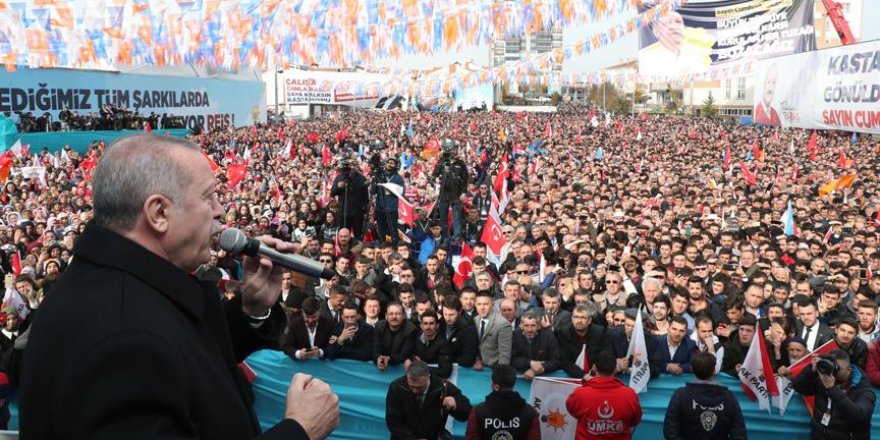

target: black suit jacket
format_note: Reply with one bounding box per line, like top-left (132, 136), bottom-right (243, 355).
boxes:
top-left (440, 315), bottom-right (480, 367)
top-left (20, 223), bottom-right (306, 440)
top-left (510, 329), bottom-right (560, 373)
top-left (555, 324), bottom-right (611, 377)
top-left (795, 321), bottom-right (835, 351)
top-left (374, 320), bottom-right (417, 365)
top-left (282, 315), bottom-right (333, 358)
top-left (326, 321), bottom-right (375, 361)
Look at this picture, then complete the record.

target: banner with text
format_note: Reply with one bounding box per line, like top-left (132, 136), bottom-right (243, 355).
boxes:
top-left (283, 70), bottom-right (384, 107)
top-left (753, 40), bottom-right (880, 133)
top-left (0, 68), bottom-right (265, 131)
top-left (638, 0), bottom-right (815, 78)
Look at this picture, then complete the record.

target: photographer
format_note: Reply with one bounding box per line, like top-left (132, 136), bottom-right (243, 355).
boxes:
top-left (373, 156), bottom-right (404, 244)
top-left (331, 159), bottom-right (369, 238)
top-left (792, 349), bottom-right (875, 440)
top-left (432, 142), bottom-right (469, 241)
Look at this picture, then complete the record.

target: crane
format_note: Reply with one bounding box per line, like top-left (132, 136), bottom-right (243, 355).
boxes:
top-left (820, 0), bottom-right (857, 46)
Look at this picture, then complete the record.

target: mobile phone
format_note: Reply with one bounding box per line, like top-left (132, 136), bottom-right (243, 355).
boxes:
top-left (609, 265), bottom-right (621, 272)
top-left (675, 268), bottom-right (685, 276)
top-left (859, 268), bottom-right (868, 279)
top-left (344, 321), bottom-right (356, 329)
top-left (722, 264), bottom-right (737, 271)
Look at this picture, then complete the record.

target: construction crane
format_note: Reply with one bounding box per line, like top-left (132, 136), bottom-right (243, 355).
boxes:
top-left (820, 0), bottom-right (857, 46)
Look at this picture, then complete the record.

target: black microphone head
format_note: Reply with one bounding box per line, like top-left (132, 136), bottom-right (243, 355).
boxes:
top-left (219, 228), bottom-right (250, 255)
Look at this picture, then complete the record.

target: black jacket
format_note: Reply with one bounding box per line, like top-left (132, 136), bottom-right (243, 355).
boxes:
top-left (374, 320), bottom-right (417, 365)
top-left (556, 324), bottom-right (612, 378)
top-left (840, 338), bottom-right (869, 369)
top-left (663, 381), bottom-right (747, 440)
top-left (20, 223), bottom-right (306, 440)
top-left (440, 315), bottom-right (480, 367)
top-left (325, 321), bottom-right (375, 361)
top-left (385, 374), bottom-right (471, 440)
top-left (413, 333), bottom-right (453, 378)
top-left (432, 158), bottom-right (469, 203)
top-left (510, 329), bottom-right (560, 374)
top-left (792, 365), bottom-right (876, 440)
top-left (331, 171), bottom-right (369, 217)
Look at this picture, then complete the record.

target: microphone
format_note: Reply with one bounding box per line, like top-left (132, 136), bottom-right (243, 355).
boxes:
top-left (218, 228), bottom-right (335, 280)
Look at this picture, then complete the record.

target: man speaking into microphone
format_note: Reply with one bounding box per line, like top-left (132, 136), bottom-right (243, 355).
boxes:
top-left (20, 134), bottom-right (339, 440)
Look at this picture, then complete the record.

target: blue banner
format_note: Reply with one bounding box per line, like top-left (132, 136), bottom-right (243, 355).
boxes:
top-left (246, 349), bottom-right (880, 440)
top-left (0, 67), bottom-right (264, 130)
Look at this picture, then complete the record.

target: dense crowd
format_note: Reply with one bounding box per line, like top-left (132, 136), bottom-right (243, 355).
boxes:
top-left (0, 106), bottom-right (879, 436)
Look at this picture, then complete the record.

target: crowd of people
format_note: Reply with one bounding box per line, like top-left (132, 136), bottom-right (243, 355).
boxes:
top-left (9, 105), bottom-right (185, 133)
top-left (0, 105), bottom-right (879, 438)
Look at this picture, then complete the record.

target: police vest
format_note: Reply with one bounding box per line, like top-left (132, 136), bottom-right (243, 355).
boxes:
top-left (474, 401), bottom-right (536, 440)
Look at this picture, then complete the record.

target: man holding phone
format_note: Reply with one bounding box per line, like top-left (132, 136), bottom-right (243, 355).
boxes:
top-left (326, 303), bottom-right (375, 361)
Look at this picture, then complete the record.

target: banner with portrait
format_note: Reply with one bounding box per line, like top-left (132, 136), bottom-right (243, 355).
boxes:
top-left (753, 40), bottom-right (880, 133)
top-left (637, 0), bottom-right (816, 78)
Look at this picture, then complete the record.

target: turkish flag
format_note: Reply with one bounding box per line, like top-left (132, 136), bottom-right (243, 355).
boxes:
top-left (480, 213), bottom-right (505, 256)
top-left (226, 163), bottom-right (247, 188)
top-left (807, 130), bottom-right (818, 161)
top-left (838, 149), bottom-right (848, 168)
top-left (306, 132), bottom-right (320, 144)
top-left (452, 243), bottom-right (474, 289)
top-left (788, 340), bottom-right (839, 415)
top-left (201, 151), bottom-right (220, 172)
top-left (278, 126), bottom-right (284, 139)
top-left (740, 162), bottom-right (757, 186)
top-left (144, 122), bottom-right (151, 133)
top-left (493, 154), bottom-right (509, 193)
top-left (399, 199), bottom-right (414, 227)
top-left (335, 128), bottom-right (348, 143)
top-left (321, 144), bottom-right (332, 167)
top-left (10, 251), bottom-right (21, 276)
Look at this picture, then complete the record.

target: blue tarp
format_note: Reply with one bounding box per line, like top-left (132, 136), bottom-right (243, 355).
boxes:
top-left (1, 129), bottom-right (190, 154)
top-left (247, 349), bottom-right (880, 440)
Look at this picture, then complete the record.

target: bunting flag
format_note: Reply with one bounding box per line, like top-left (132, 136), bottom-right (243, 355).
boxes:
top-left (626, 308), bottom-right (650, 394)
top-left (737, 330), bottom-right (779, 413)
top-left (452, 243), bottom-right (474, 289)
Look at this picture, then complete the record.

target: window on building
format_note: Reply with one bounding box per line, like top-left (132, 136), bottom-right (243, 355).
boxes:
top-left (725, 79), bottom-right (731, 99)
top-left (736, 78), bottom-right (746, 100)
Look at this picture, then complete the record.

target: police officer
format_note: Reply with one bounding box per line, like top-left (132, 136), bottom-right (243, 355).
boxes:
top-left (374, 156), bottom-right (404, 244)
top-left (465, 364), bottom-right (540, 440)
top-left (663, 351), bottom-right (746, 439)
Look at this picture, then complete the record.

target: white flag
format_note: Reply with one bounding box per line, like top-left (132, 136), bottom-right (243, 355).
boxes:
top-left (626, 308), bottom-right (650, 393)
top-left (737, 330), bottom-right (773, 412)
top-left (20, 166), bottom-right (47, 187)
top-left (773, 376), bottom-right (796, 416)
top-left (2, 287), bottom-right (28, 321)
top-left (9, 140), bottom-right (22, 157)
top-left (377, 182), bottom-right (405, 200)
top-left (575, 345), bottom-right (588, 374)
top-left (529, 377), bottom-right (579, 440)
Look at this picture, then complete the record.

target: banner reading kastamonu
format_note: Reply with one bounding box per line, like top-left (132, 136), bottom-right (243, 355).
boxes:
top-left (637, 0), bottom-right (816, 78)
top-left (753, 40), bottom-right (880, 134)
